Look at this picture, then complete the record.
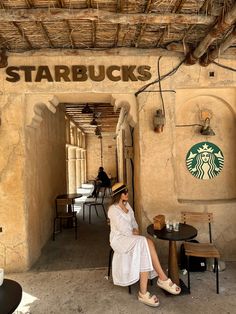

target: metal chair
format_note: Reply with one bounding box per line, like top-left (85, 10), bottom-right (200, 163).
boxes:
top-left (181, 211), bottom-right (220, 294)
top-left (53, 198), bottom-right (78, 240)
top-left (82, 188), bottom-right (107, 224)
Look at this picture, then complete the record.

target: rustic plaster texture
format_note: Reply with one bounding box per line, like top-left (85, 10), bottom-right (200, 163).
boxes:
top-left (0, 52), bottom-right (236, 271)
top-left (86, 134), bottom-right (117, 181)
top-left (25, 105), bottom-right (67, 268)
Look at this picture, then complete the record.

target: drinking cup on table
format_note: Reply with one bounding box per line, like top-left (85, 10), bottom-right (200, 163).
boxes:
top-left (166, 221), bottom-right (173, 232)
top-left (0, 268), bottom-right (4, 286)
top-left (173, 221), bottom-right (180, 232)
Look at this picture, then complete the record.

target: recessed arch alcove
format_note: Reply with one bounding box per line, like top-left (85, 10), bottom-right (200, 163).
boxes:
top-left (23, 92), bottom-right (138, 271)
top-left (175, 89), bottom-right (236, 202)
top-left (25, 93), bottom-right (137, 129)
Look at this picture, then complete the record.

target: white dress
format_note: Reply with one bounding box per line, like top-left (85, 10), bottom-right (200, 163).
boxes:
top-left (108, 202), bottom-right (157, 286)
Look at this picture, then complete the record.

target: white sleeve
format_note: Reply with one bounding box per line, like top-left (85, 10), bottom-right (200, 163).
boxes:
top-left (127, 203), bottom-right (139, 229)
top-left (108, 206), bottom-right (133, 236)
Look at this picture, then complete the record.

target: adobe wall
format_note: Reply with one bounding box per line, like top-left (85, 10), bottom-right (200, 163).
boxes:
top-left (86, 133), bottom-right (117, 180)
top-left (25, 106), bottom-right (66, 267)
top-left (0, 51), bottom-right (235, 271)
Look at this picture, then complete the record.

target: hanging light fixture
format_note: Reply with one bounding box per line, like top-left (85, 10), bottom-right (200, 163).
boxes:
top-left (95, 126), bottom-right (101, 136)
top-left (90, 118), bottom-right (98, 125)
top-left (82, 104), bottom-right (93, 114)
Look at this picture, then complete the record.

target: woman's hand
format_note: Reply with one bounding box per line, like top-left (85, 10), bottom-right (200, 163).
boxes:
top-left (132, 228), bottom-right (139, 235)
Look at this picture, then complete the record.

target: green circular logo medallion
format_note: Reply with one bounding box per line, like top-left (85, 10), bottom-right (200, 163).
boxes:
top-left (186, 142), bottom-right (224, 180)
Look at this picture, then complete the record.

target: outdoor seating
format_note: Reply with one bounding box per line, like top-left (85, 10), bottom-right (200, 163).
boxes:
top-left (181, 211), bottom-right (220, 294)
top-left (53, 198), bottom-right (78, 240)
top-left (82, 188), bottom-right (107, 224)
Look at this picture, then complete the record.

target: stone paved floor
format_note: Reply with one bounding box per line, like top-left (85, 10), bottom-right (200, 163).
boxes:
top-left (5, 196), bottom-right (236, 314)
top-left (8, 261), bottom-right (236, 314)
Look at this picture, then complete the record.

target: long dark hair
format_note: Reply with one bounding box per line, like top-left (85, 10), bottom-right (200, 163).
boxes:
top-left (110, 191), bottom-right (122, 206)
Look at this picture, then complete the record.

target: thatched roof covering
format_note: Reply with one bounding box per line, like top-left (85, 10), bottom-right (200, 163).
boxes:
top-left (63, 102), bottom-right (120, 134)
top-left (0, 0), bottom-right (235, 65)
top-left (0, 1), bottom-right (235, 134)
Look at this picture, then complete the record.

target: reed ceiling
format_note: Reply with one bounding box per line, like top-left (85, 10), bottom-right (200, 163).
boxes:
top-left (63, 102), bottom-right (120, 134)
top-left (0, 0), bottom-right (235, 134)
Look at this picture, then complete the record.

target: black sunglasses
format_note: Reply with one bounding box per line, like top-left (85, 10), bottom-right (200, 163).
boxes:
top-left (122, 189), bottom-right (128, 195)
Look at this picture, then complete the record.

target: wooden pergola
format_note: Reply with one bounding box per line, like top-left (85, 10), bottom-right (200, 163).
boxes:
top-left (0, 0), bottom-right (235, 133)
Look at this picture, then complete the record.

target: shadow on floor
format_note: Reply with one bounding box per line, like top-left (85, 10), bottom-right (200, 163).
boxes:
top-left (31, 200), bottom-right (110, 272)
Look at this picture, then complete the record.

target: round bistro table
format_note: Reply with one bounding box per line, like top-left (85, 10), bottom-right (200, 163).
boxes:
top-left (147, 223), bottom-right (197, 293)
top-left (0, 279), bottom-right (22, 314)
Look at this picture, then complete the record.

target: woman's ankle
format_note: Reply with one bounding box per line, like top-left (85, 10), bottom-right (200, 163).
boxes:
top-left (158, 275), bottom-right (168, 281)
top-left (139, 289), bottom-right (147, 295)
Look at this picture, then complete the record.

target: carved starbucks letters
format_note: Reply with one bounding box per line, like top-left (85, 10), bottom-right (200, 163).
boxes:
top-left (5, 65), bottom-right (152, 82)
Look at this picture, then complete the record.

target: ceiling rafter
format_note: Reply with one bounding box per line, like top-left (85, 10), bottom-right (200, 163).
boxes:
top-left (186, 1), bottom-right (236, 65)
top-left (117, 0), bottom-right (122, 12)
top-left (91, 20), bottom-right (96, 47)
top-left (174, 0), bottom-right (216, 56)
top-left (156, 0), bottom-right (187, 47)
top-left (200, 0), bottom-right (213, 15)
top-left (114, 0), bottom-right (122, 47)
top-left (37, 21), bottom-right (54, 48)
top-left (113, 24), bottom-right (121, 47)
top-left (25, 0), bottom-right (34, 7)
top-left (0, 9), bottom-right (215, 25)
top-left (56, 0), bottom-right (75, 48)
top-left (25, 0), bottom-right (55, 49)
top-left (66, 20), bottom-right (76, 49)
top-left (57, 0), bottom-right (65, 8)
top-left (133, 0), bottom-right (153, 48)
top-left (12, 21), bottom-right (33, 49)
top-left (0, 34), bottom-right (11, 49)
top-left (200, 25), bottom-right (236, 66)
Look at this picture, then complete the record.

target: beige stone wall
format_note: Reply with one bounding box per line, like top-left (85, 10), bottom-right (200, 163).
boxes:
top-left (137, 80), bottom-right (236, 261)
top-left (86, 134), bottom-right (117, 180)
top-left (0, 52), bottom-right (236, 271)
top-left (0, 94), bottom-right (28, 271)
top-left (25, 106), bottom-right (66, 268)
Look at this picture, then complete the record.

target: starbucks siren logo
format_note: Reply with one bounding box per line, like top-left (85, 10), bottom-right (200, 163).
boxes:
top-left (186, 142), bottom-right (224, 180)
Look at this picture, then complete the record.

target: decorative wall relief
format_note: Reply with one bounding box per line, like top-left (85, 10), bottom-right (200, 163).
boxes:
top-left (186, 142), bottom-right (224, 180)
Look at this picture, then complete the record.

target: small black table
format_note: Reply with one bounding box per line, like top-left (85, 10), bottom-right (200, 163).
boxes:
top-left (147, 223), bottom-right (197, 293)
top-left (0, 279), bottom-right (22, 314)
top-left (56, 193), bottom-right (82, 212)
top-left (56, 193), bottom-right (83, 200)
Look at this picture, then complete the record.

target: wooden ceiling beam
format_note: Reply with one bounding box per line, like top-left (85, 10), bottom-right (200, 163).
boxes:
top-left (200, 0), bottom-right (213, 15)
top-left (200, 26), bottom-right (236, 66)
top-left (25, 0), bottom-right (34, 8)
top-left (37, 21), bottom-right (54, 48)
top-left (91, 20), bottom-right (96, 47)
top-left (156, 0), bottom-right (187, 47)
top-left (173, 0), bottom-right (187, 13)
top-left (0, 34), bottom-right (11, 49)
top-left (12, 21), bottom-right (33, 49)
top-left (133, 0), bottom-right (153, 48)
top-left (57, 0), bottom-right (65, 8)
top-left (186, 2), bottom-right (236, 65)
top-left (0, 9), bottom-right (215, 25)
top-left (66, 20), bottom-right (76, 49)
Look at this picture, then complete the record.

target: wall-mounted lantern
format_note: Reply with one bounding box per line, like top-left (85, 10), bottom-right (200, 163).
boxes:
top-left (153, 109), bottom-right (165, 133)
top-left (200, 117), bottom-right (215, 136)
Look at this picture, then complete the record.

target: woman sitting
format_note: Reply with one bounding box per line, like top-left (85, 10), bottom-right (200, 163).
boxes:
top-left (108, 182), bottom-right (181, 307)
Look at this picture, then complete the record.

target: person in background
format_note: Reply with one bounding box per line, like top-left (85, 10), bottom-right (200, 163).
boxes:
top-left (91, 167), bottom-right (111, 197)
top-left (108, 182), bottom-right (181, 308)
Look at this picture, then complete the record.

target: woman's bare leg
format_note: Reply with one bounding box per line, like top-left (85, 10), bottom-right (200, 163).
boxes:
top-left (146, 238), bottom-right (168, 281)
top-left (139, 271), bottom-right (149, 294)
